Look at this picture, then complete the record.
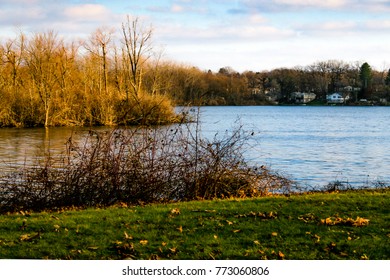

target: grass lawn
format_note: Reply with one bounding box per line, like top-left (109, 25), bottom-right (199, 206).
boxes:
top-left (0, 189), bottom-right (389, 260)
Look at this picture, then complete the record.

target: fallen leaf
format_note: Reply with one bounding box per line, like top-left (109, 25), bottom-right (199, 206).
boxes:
top-left (19, 234), bottom-right (30, 241)
top-left (162, 242), bottom-right (167, 246)
top-left (140, 240), bottom-right (148, 245)
top-left (253, 240), bottom-right (260, 245)
top-left (119, 202), bottom-right (128, 208)
top-left (323, 217), bottom-right (333, 225)
top-left (88, 246), bottom-right (99, 250)
top-left (314, 234), bottom-right (321, 243)
top-left (177, 226), bottom-right (183, 233)
top-left (233, 229), bottom-right (241, 233)
top-left (278, 251), bottom-right (285, 259)
top-left (213, 235), bottom-right (218, 239)
top-left (271, 232), bottom-right (278, 237)
top-left (170, 208), bottom-right (180, 215)
top-left (19, 232), bottom-right (40, 242)
top-left (226, 220), bottom-right (234, 225)
top-left (124, 231), bottom-right (133, 240)
top-left (353, 217), bottom-right (370, 227)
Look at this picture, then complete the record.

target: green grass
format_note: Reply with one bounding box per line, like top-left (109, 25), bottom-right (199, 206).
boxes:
top-left (0, 189), bottom-right (389, 260)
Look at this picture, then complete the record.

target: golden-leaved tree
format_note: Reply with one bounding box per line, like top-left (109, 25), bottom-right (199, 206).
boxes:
top-left (0, 16), bottom-right (177, 127)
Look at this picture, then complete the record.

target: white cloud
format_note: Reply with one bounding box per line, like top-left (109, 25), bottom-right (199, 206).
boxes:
top-left (365, 19), bottom-right (390, 30)
top-left (1, 0), bottom-right (40, 3)
top-left (171, 4), bottom-right (185, 13)
top-left (249, 14), bottom-right (267, 24)
top-left (64, 4), bottom-right (113, 21)
top-left (240, 0), bottom-right (390, 12)
top-left (274, 0), bottom-right (348, 8)
top-left (0, 6), bottom-right (46, 26)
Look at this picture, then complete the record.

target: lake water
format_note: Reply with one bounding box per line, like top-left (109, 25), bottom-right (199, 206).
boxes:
top-left (197, 106), bottom-right (390, 188)
top-left (1, 106), bottom-right (389, 188)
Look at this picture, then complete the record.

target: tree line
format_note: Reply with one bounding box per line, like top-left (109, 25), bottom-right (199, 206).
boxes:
top-left (0, 17), bottom-right (177, 127)
top-left (1, 19), bottom-right (390, 127)
top-left (177, 61), bottom-right (390, 106)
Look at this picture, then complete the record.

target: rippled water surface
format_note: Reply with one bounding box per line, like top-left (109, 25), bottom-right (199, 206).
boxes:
top-left (199, 106), bottom-right (390, 187)
top-left (1, 106), bottom-right (389, 188)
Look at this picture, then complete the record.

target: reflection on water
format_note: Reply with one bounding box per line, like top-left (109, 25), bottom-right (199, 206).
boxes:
top-left (1, 106), bottom-right (390, 188)
top-left (0, 127), bottom-right (107, 171)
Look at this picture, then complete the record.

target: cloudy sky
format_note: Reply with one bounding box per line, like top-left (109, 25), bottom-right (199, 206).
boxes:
top-left (1, 0), bottom-right (390, 72)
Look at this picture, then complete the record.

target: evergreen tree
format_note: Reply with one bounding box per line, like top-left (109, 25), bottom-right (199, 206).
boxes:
top-left (359, 62), bottom-right (372, 99)
top-left (385, 68), bottom-right (390, 86)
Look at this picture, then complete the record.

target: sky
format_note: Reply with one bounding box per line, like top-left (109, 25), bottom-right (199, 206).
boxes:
top-left (1, 0), bottom-right (390, 72)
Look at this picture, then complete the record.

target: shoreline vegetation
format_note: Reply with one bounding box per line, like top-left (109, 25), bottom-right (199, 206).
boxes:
top-left (1, 16), bottom-right (390, 128)
top-left (0, 114), bottom-right (388, 213)
top-left (0, 119), bottom-right (294, 213)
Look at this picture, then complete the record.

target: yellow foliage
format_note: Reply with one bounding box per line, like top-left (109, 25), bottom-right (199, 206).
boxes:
top-left (124, 232), bottom-right (133, 240)
top-left (321, 216), bottom-right (370, 227)
top-left (170, 208), bottom-right (181, 215)
top-left (139, 240), bottom-right (148, 245)
top-left (278, 251), bottom-right (285, 259)
top-left (19, 234), bottom-right (31, 241)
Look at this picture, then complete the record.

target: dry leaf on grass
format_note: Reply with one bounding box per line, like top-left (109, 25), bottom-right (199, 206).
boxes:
top-left (139, 240), bottom-right (148, 245)
top-left (124, 231), bottom-right (133, 240)
top-left (170, 208), bottom-right (180, 215)
top-left (278, 251), bottom-right (285, 259)
top-left (321, 216), bottom-right (370, 227)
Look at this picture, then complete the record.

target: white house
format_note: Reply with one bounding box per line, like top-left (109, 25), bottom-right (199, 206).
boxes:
top-left (326, 93), bottom-right (345, 104)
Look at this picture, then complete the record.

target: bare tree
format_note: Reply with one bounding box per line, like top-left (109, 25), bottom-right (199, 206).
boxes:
top-left (84, 27), bottom-right (115, 96)
top-left (25, 31), bottom-right (62, 127)
top-left (121, 16), bottom-right (153, 101)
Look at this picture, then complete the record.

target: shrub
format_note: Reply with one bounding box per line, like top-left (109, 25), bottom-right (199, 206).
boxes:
top-left (115, 94), bottom-right (177, 125)
top-left (0, 117), bottom-right (292, 212)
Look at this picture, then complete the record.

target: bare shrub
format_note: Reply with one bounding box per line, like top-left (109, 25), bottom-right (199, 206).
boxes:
top-left (0, 119), bottom-right (293, 212)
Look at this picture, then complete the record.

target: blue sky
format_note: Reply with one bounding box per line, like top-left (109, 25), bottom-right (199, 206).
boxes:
top-left (1, 0), bottom-right (390, 72)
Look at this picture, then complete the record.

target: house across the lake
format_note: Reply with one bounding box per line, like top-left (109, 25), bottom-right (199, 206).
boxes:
top-left (290, 92), bottom-right (316, 104)
top-left (326, 93), bottom-right (345, 104)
